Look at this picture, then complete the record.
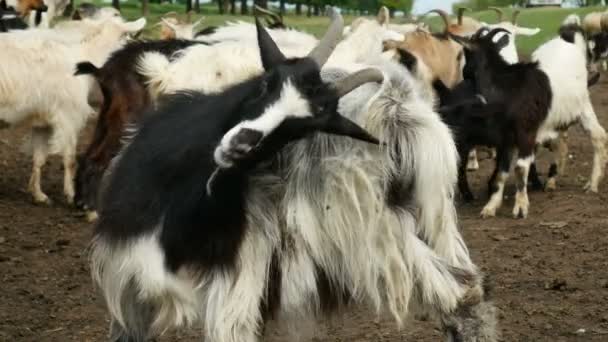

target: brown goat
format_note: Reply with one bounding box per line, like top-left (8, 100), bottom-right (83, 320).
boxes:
top-left (448, 7), bottom-right (482, 36)
top-left (383, 9), bottom-right (464, 88)
top-left (11, 0), bottom-right (47, 17)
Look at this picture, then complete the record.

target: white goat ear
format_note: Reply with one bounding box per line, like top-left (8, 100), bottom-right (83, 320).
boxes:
top-left (161, 17), bottom-right (179, 32)
top-left (123, 17), bottom-right (147, 33)
top-left (377, 6), bottom-right (390, 26)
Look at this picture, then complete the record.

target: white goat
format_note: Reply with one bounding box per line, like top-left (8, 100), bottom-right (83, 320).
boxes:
top-left (0, 17), bottom-right (145, 204)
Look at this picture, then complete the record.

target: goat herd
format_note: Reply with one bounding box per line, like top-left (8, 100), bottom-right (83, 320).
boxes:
top-left (1, 1), bottom-right (607, 341)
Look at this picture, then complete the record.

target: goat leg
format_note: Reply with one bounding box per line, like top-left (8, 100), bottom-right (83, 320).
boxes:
top-left (458, 147), bottom-right (475, 202)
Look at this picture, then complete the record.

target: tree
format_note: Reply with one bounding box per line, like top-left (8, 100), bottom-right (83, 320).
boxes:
top-left (112, 0), bottom-right (120, 10)
top-left (295, 2), bottom-right (302, 15)
top-left (280, 0), bottom-right (286, 14)
top-left (142, 0), bottom-right (149, 16)
top-left (378, 0), bottom-right (414, 16)
top-left (230, 0), bottom-right (236, 14)
top-left (194, 0), bottom-right (200, 13)
top-left (255, 0), bottom-right (268, 9)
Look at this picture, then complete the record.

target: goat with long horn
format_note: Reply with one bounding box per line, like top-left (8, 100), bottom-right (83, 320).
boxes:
top-left (91, 9), bottom-right (384, 341)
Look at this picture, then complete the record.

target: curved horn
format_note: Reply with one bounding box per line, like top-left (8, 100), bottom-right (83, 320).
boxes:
top-left (425, 9), bottom-right (449, 34)
top-left (307, 7), bottom-right (343, 68)
top-left (457, 7), bottom-right (470, 25)
top-left (162, 11), bottom-right (178, 19)
top-left (484, 27), bottom-right (511, 42)
top-left (511, 9), bottom-right (521, 24)
top-left (488, 7), bottom-right (504, 22)
top-left (254, 4), bottom-right (281, 22)
top-left (601, 12), bottom-right (608, 32)
top-left (333, 68), bottom-right (384, 98)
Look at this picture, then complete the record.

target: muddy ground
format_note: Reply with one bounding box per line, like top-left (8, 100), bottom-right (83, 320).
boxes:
top-left (1, 80), bottom-right (608, 341)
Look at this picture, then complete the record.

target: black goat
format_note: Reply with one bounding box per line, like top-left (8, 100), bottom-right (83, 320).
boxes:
top-left (450, 28), bottom-right (553, 218)
top-left (91, 14), bottom-right (383, 341)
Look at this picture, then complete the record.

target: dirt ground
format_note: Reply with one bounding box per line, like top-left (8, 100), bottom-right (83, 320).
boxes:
top-left (1, 80), bottom-right (608, 342)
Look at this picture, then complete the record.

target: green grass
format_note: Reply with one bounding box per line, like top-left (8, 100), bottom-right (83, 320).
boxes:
top-left (89, 1), bottom-right (606, 55)
top-left (424, 6), bottom-right (607, 55)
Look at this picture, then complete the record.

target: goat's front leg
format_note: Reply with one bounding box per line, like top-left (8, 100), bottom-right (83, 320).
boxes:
top-left (512, 153), bottom-right (534, 219)
top-left (480, 148), bottom-right (512, 218)
top-left (28, 128), bottom-right (51, 205)
top-left (63, 145), bottom-right (76, 205)
top-left (527, 162), bottom-right (544, 191)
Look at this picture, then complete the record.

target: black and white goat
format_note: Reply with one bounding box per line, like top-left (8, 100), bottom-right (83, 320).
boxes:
top-left (91, 11), bottom-right (497, 342)
top-left (450, 28), bottom-right (552, 219)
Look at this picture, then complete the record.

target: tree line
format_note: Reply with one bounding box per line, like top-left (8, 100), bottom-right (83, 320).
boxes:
top-left (110, 0), bottom-right (414, 17)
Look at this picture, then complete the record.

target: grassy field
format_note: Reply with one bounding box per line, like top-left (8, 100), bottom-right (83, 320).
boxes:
top-left (91, 1), bottom-right (606, 55)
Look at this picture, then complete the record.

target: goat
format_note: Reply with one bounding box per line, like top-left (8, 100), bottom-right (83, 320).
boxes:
top-left (157, 11), bottom-right (204, 40)
top-left (73, 39), bottom-right (205, 218)
top-left (529, 15), bottom-right (608, 193)
top-left (2, 0), bottom-right (46, 18)
top-left (582, 10), bottom-right (608, 35)
top-left (0, 17), bottom-right (145, 205)
top-left (91, 10), bottom-right (497, 342)
top-left (449, 7), bottom-right (483, 36)
top-left (450, 28), bottom-right (552, 219)
top-left (382, 9), bottom-right (465, 89)
top-left (483, 7), bottom-right (540, 64)
top-left (0, 3), bottom-right (27, 31)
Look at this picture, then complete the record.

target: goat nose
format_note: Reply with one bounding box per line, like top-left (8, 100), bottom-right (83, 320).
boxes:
top-left (39, 4), bottom-right (48, 11)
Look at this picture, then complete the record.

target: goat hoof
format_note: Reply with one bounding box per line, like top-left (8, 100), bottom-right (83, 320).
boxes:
top-left (85, 210), bottom-right (99, 222)
top-left (544, 178), bottom-right (557, 192)
top-left (480, 207), bottom-right (496, 218)
top-left (512, 206), bottom-right (528, 219)
top-left (583, 182), bottom-right (598, 193)
top-left (466, 160), bottom-right (479, 171)
top-left (33, 194), bottom-right (52, 206)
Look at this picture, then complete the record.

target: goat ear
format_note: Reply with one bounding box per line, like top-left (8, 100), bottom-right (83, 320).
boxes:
top-left (377, 6), bottom-right (390, 26)
top-left (161, 18), bottom-right (179, 32)
top-left (255, 18), bottom-right (285, 70)
top-left (122, 17), bottom-right (146, 33)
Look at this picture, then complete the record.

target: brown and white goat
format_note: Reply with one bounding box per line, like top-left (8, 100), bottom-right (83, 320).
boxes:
top-left (382, 9), bottom-right (465, 89)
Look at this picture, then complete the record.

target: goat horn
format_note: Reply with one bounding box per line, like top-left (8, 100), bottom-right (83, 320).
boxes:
top-left (333, 68), bottom-right (384, 98)
top-left (254, 4), bottom-right (282, 22)
top-left (425, 9), bottom-right (449, 35)
top-left (307, 7), bottom-right (343, 68)
top-left (162, 11), bottom-right (178, 19)
top-left (457, 7), bottom-right (471, 25)
top-left (601, 13), bottom-right (608, 32)
top-left (488, 7), bottom-right (504, 22)
top-left (511, 9), bottom-right (521, 24)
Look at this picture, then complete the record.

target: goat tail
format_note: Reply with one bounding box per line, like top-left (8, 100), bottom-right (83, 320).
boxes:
top-left (136, 51), bottom-right (172, 100)
top-left (74, 61), bottom-right (100, 76)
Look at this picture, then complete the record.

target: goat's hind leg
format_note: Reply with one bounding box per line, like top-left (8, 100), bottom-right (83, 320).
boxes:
top-left (512, 153), bottom-right (534, 219)
top-left (28, 127), bottom-right (52, 205)
top-left (107, 283), bottom-right (157, 342)
top-left (408, 234), bottom-right (497, 342)
top-left (579, 102), bottom-right (607, 192)
top-left (62, 145), bottom-right (76, 205)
